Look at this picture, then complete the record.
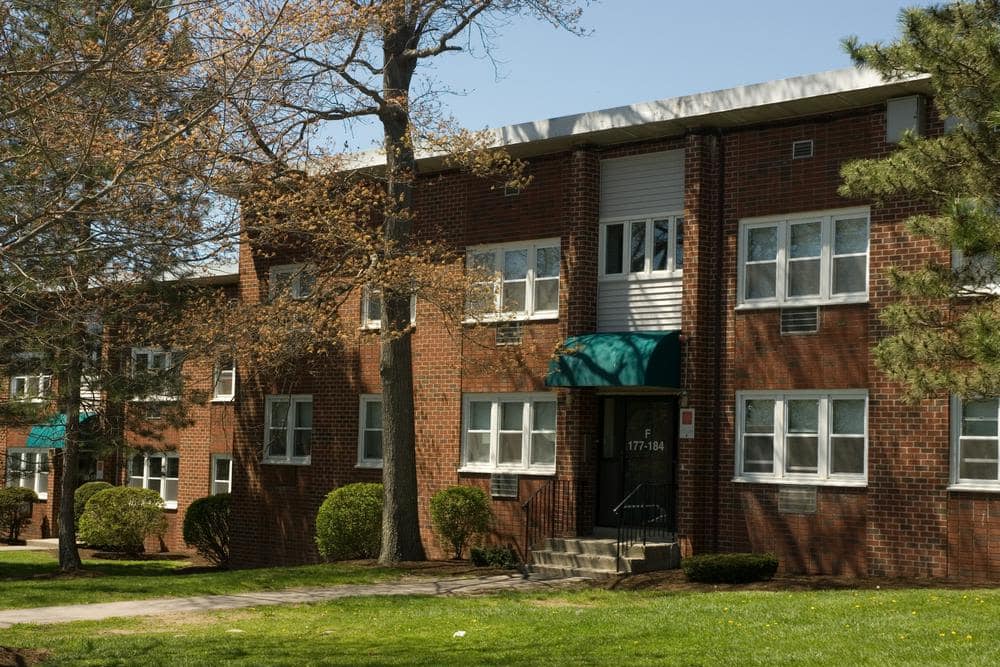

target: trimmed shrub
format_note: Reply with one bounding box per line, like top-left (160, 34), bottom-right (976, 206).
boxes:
top-left (183, 494), bottom-right (231, 567)
top-left (429, 486), bottom-right (491, 559)
top-left (315, 483), bottom-right (383, 561)
top-left (78, 487), bottom-right (167, 556)
top-left (470, 544), bottom-right (520, 569)
top-left (0, 487), bottom-right (38, 542)
top-left (74, 481), bottom-right (113, 524)
top-left (682, 552), bottom-right (779, 584)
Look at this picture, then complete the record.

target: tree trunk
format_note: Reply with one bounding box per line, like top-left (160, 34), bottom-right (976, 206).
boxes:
top-left (58, 352), bottom-right (83, 572)
top-left (377, 23), bottom-right (425, 564)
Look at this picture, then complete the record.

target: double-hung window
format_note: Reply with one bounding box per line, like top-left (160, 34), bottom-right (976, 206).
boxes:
top-left (951, 396), bottom-right (1000, 489)
top-left (737, 208), bottom-right (869, 308)
top-left (360, 288), bottom-right (416, 329)
top-left (128, 452), bottom-right (179, 509)
top-left (600, 216), bottom-right (683, 277)
top-left (5, 449), bottom-right (49, 499)
top-left (9, 374), bottom-right (52, 402)
top-left (465, 239), bottom-right (560, 320)
top-left (357, 395), bottom-right (383, 468)
top-left (264, 395), bottom-right (312, 464)
top-left (211, 454), bottom-right (233, 494)
top-left (131, 348), bottom-right (182, 401)
top-left (461, 393), bottom-right (557, 473)
top-left (269, 264), bottom-right (314, 300)
top-left (736, 391), bottom-right (867, 485)
top-left (213, 358), bottom-right (236, 401)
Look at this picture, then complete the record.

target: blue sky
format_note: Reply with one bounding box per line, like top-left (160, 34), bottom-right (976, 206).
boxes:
top-left (340, 0), bottom-right (930, 150)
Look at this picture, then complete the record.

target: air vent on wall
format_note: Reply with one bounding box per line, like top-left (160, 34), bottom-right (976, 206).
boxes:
top-left (780, 307), bottom-right (820, 335)
top-left (791, 139), bottom-right (814, 159)
top-left (503, 183), bottom-right (522, 197)
top-left (490, 473), bottom-right (518, 499)
top-left (496, 322), bottom-right (523, 346)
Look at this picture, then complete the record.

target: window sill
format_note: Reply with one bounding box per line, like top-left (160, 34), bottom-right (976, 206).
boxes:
top-left (356, 461), bottom-right (383, 470)
top-left (36, 494), bottom-right (47, 502)
top-left (948, 483), bottom-right (1000, 494)
top-left (462, 314), bottom-right (559, 326)
top-left (599, 270), bottom-right (683, 282)
top-left (458, 466), bottom-right (556, 476)
top-left (732, 476), bottom-right (867, 488)
top-left (262, 457), bottom-right (311, 466)
top-left (735, 296), bottom-right (868, 312)
top-left (164, 502), bottom-right (178, 511)
top-left (211, 397), bottom-right (235, 403)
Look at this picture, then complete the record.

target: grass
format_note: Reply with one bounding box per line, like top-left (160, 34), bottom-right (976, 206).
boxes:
top-left (2, 587), bottom-right (1000, 665)
top-left (0, 550), bottom-right (405, 610)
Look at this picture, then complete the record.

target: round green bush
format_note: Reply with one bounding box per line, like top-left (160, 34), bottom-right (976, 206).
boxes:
top-left (74, 481), bottom-right (113, 524)
top-left (0, 487), bottom-right (38, 542)
top-left (315, 483), bottom-right (383, 561)
top-left (183, 494), bottom-right (231, 567)
top-left (429, 486), bottom-right (491, 559)
top-left (78, 486), bottom-right (167, 555)
top-left (681, 552), bottom-right (779, 584)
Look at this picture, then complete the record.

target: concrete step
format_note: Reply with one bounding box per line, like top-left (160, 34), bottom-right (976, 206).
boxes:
top-left (527, 564), bottom-right (621, 581)
top-left (530, 537), bottom-right (681, 577)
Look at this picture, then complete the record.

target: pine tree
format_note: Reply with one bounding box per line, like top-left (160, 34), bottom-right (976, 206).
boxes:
top-left (840, 0), bottom-right (1000, 399)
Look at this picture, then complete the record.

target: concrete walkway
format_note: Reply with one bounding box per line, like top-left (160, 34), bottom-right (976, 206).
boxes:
top-left (0, 538), bottom-right (59, 552)
top-left (0, 574), bottom-right (587, 628)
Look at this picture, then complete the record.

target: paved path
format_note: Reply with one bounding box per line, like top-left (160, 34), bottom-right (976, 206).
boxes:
top-left (0, 574), bottom-right (587, 628)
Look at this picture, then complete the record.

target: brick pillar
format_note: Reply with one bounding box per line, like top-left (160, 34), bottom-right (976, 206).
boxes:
top-left (678, 131), bottom-right (725, 556)
top-left (560, 146), bottom-right (600, 535)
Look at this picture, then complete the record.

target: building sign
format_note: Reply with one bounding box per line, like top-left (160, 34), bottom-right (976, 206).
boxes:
top-left (679, 408), bottom-right (695, 440)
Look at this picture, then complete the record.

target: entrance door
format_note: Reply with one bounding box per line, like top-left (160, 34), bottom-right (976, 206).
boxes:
top-left (596, 396), bottom-right (677, 527)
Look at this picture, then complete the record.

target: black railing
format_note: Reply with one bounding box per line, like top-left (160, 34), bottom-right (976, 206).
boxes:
top-left (613, 482), bottom-right (675, 571)
top-left (521, 478), bottom-right (584, 564)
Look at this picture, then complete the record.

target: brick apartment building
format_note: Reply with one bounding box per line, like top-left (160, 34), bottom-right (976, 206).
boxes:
top-left (5, 67), bottom-right (999, 580)
top-left (0, 269), bottom-right (239, 551)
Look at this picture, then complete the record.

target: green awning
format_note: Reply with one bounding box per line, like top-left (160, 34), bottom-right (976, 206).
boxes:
top-left (546, 331), bottom-right (682, 388)
top-left (26, 413), bottom-right (96, 449)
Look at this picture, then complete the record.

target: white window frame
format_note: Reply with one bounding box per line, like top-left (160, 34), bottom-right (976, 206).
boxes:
top-left (734, 390), bottom-right (868, 486)
top-left (211, 454), bottom-right (233, 495)
top-left (949, 395), bottom-right (1000, 491)
top-left (212, 359), bottom-right (236, 402)
top-left (736, 207), bottom-right (870, 309)
top-left (263, 394), bottom-right (312, 465)
top-left (460, 393), bottom-right (557, 474)
top-left (360, 287), bottom-right (417, 330)
top-left (127, 452), bottom-right (179, 509)
top-left (131, 347), bottom-right (182, 402)
top-left (9, 374), bottom-right (52, 402)
top-left (6, 449), bottom-right (49, 500)
top-left (599, 214), bottom-right (684, 280)
top-left (357, 394), bottom-right (383, 468)
top-left (269, 263), bottom-right (313, 300)
top-left (464, 238), bottom-right (560, 321)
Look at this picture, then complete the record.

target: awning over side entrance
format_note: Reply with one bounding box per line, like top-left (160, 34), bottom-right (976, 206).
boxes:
top-left (26, 413), bottom-right (96, 449)
top-left (545, 331), bottom-right (681, 388)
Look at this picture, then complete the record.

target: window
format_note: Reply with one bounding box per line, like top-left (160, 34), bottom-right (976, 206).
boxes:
top-left (735, 391), bottom-right (867, 485)
top-left (360, 288), bottom-right (416, 330)
top-left (737, 208), bottom-right (869, 308)
top-left (950, 396), bottom-right (1000, 489)
top-left (600, 216), bottom-right (683, 278)
top-left (211, 454), bottom-right (232, 495)
top-left (461, 394), bottom-right (557, 473)
top-left (128, 452), bottom-right (179, 509)
top-left (263, 395), bottom-right (312, 464)
top-left (269, 264), bottom-right (313, 300)
top-left (357, 395), bottom-right (383, 468)
top-left (213, 358), bottom-right (236, 401)
top-left (5, 449), bottom-right (49, 499)
top-left (465, 239), bottom-right (560, 320)
top-left (9, 374), bottom-right (51, 402)
top-left (131, 347), bottom-right (182, 400)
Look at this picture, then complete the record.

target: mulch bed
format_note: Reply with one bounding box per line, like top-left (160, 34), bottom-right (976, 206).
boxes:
top-left (605, 568), bottom-right (999, 592)
top-left (0, 647), bottom-right (49, 667)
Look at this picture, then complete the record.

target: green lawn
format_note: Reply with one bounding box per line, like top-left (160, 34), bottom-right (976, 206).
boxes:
top-left (2, 587), bottom-right (999, 665)
top-left (0, 551), bottom-right (404, 609)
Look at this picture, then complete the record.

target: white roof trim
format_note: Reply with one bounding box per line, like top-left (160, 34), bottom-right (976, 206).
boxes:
top-left (341, 67), bottom-right (929, 171)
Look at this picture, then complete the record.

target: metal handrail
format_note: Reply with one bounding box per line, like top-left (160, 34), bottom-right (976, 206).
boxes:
top-left (613, 481), bottom-right (675, 573)
top-left (521, 478), bottom-right (583, 567)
